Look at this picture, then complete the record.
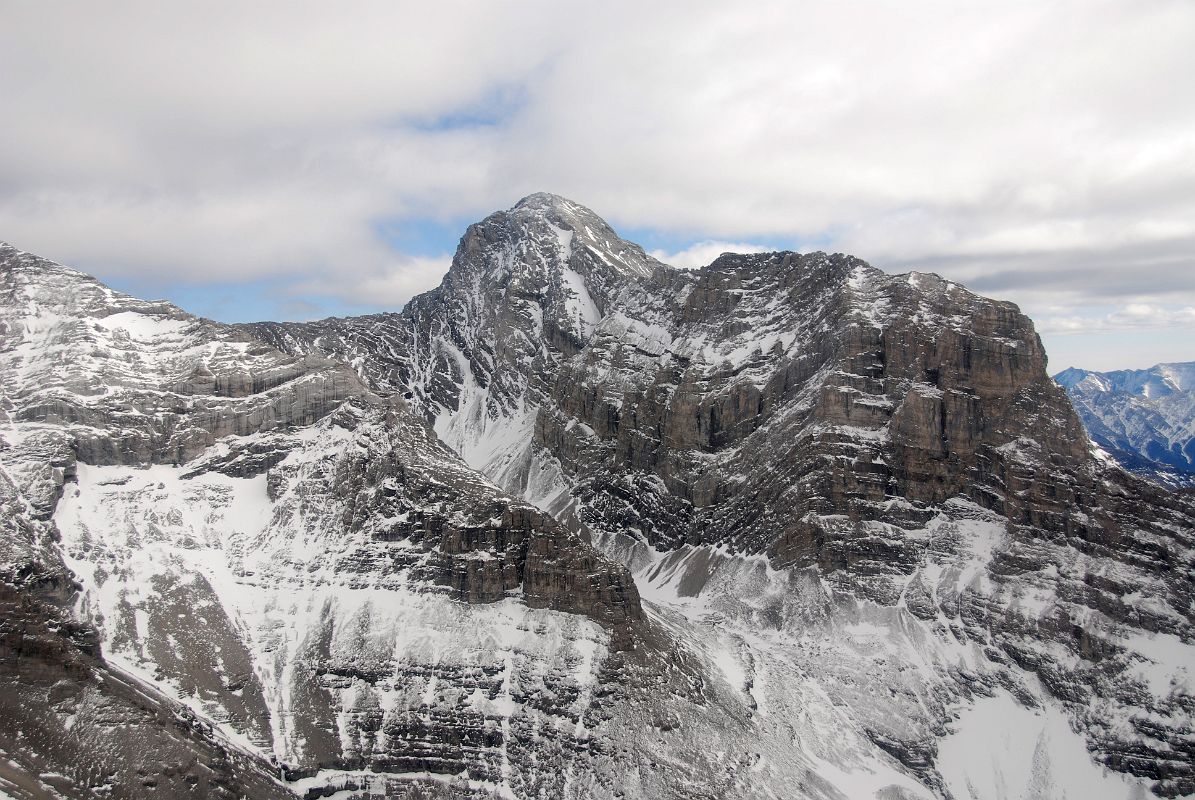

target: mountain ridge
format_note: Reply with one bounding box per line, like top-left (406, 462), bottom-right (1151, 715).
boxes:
top-left (3, 197), bottom-right (1194, 798)
top-left (247, 195), bottom-right (1195, 796)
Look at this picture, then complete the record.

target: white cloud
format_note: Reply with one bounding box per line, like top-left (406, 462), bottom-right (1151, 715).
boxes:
top-left (649, 241), bottom-right (772, 270)
top-left (1, 0), bottom-right (1193, 331)
top-left (1037, 305), bottom-right (1195, 335)
top-left (293, 255), bottom-right (454, 309)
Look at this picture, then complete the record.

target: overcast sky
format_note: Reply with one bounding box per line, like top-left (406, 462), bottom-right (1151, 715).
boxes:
top-left (2, 1), bottom-right (1193, 371)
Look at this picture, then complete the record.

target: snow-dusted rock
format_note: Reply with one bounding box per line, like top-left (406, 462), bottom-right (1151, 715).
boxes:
top-left (251, 194), bottom-right (1195, 797)
top-left (3, 189), bottom-right (1194, 798)
top-left (0, 241), bottom-right (680, 799)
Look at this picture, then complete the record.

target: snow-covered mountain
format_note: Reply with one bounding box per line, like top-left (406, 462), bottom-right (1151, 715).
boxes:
top-left (1056, 362), bottom-right (1195, 490)
top-left (0, 241), bottom-right (654, 798)
top-left (2, 195), bottom-right (1194, 799)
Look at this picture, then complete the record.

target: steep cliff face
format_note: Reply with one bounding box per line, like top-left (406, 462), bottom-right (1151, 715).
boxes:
top-left (250, 196), bottom-right (1086, 555)
top-left (0, 244), bottom-right (370, 476)
top-left (250, 194), bottom-right (1195, 797)
top-left (51, 403), bottom-right (652, 798)
top-left (1057, 362), bottom-right (1195, 489)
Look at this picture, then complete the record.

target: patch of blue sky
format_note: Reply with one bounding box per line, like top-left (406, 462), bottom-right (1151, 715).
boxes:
top-left (1042, 329), bottom-right (1195, 374)
top-left (618, 224), bottom-right (840, 258)
top-left (385, 83), bottom-right (528, 133)
top-left (374, 215), bottom-right (469, 258)
top-left (619, 227), bottom-right (774, 256)
top-left (101, 274), bottom-right (390, 325)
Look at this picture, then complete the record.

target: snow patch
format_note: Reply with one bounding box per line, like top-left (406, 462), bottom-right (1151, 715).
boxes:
top-left (94, 311), bottom-right (190, 341)
top-left (938, 691), bottom-right (1145, 799)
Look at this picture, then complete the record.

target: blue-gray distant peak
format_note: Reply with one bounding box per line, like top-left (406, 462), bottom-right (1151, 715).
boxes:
top-left (1055, 360), bottom-right (1195, 488)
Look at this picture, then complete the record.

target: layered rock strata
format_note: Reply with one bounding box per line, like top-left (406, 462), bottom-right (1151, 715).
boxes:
top-left (250, 194), bottom-right (1195, 796)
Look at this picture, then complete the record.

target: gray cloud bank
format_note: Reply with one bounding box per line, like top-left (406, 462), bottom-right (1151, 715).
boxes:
top-left (1, 0), bottom-right (1193, 358)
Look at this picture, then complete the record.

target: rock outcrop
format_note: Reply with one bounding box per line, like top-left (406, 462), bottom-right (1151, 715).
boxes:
top-left (3, 189), bottom-right (1193, 798)
top-left (0, 241), bottom-right (670, 800)
top-left (250, 194), bottom-right (1195, 797)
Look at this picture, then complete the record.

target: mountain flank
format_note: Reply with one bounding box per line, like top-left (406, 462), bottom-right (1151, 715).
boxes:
top-left (1, 197), bottom-right (1193, 798)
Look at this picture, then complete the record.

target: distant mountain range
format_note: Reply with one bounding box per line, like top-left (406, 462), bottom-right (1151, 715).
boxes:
top-left (1056, 362), bottom-right (1195, 489)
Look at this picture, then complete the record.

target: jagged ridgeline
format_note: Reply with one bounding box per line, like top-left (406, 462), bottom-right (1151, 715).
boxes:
top-left (1, 194), bottom-right (1192, 799)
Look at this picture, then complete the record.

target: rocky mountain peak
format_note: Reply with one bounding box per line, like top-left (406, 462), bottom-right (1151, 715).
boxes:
top-left (5, 187), bottom-right (1195, 799)
top-left (1058, 361), bottom-right (1195, 398)
top-left (452, 193), bottom-right (665, 289)
top-left (510, 190), bottom-right (597, 218)
top-left (2, 237), bottom-right (654, 798)
top-left (1, 240), bottom-right (191, 325)
top-left (508, 191), bottom-right (633, 246)
top-left (221, 199), bottom-right (1195, 797)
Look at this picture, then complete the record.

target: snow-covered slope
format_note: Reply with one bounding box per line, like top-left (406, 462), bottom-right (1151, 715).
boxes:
top-left (2, 241), bottom-right (714, 799)
top-left (1056, 362), bottom-right (1195, 489)
top-left (2, 237), bottom-right (962, 800)
top-left (250, 194), bottom-right (1195, 798)
top-left (49, 406), bottom-right (645, 797)
top-left (5, 186), bottom-right (1195, 799)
